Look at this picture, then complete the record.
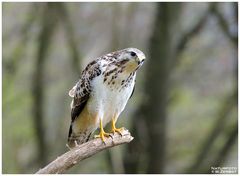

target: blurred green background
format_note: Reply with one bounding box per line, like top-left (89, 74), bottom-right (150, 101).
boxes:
top-left (2, 2), bottom-right (238, 174)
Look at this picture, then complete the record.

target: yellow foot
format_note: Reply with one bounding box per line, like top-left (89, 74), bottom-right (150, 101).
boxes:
top-left (111, 127), bottom-right (125, 136)
top-left (94, 131), bottom-right (112, 143)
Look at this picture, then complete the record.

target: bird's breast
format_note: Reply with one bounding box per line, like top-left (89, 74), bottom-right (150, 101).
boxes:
top-left (87, 72), bottom-right (136, 126)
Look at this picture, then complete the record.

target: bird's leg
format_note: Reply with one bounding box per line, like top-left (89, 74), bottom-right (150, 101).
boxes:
top-left (94, 118), bottom-right (111, 143)
top-left (111, 117), bottom-right (124, 136)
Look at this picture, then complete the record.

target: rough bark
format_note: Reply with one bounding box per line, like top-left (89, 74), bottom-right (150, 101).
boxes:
top-left (36, 130), bottom-right (133, 174)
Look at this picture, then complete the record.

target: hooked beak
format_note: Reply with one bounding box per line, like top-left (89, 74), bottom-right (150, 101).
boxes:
top-left (138, 58), bottom-right (145, 65)
top-left (137, 54), bottom-right (146, 65)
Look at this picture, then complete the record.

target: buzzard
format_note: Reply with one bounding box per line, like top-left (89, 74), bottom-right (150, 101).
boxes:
top-left (67, 48), bottom-right (146, 148)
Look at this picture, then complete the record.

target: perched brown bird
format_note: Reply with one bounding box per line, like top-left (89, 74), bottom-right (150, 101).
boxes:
top-left (67, 48), bottom-right (146, 148)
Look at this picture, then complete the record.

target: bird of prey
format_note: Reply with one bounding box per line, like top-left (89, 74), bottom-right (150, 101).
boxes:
top-left (67, 48), bottom-right (146, 148)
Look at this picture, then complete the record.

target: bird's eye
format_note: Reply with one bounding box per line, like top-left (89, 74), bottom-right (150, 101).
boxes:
top-left (130, 51), bottom-right (136, 57)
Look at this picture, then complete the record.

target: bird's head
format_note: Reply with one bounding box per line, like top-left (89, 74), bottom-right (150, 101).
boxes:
top-left (113, 48), bottom-right (146, 73)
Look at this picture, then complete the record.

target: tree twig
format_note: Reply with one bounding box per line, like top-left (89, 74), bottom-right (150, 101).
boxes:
top-left (36, 130), bottom-right (134, 174)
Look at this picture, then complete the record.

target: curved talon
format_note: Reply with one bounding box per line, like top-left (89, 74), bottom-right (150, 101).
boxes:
top-left (109, 133), bottom-right (114, 139)
top-left (111, 127), bottom-right (125, 136)
top-left (111, 117), bottom-right (124, 136)
top-left (94, 131), bottom-right (112, 143)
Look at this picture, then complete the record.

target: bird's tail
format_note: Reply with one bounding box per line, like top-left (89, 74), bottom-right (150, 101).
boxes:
top-left (67, 124), bottom-right (92, 148)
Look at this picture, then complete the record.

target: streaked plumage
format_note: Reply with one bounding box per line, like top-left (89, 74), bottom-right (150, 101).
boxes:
top-left (67, 48), bottom-right (146, 148)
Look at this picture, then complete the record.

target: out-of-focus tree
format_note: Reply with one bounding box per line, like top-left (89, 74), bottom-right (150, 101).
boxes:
top-left (124, 2), bottom-right (238, 174)
top-left (187, 2), bottom-right (238, 173)
top-left (124, 3), bottom-right (182, 173)
top-left (32, 3), bottom-right (59, 166)
top-left (143, 3), bottom-right (182, 173)
top-left (32, 2), bottom-right (82, 167)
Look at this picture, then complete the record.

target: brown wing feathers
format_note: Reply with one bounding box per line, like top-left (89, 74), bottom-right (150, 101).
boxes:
top-left (68, 97), bottom-right (89, 139)
top-left (68, 60), bottom-right (102, 141)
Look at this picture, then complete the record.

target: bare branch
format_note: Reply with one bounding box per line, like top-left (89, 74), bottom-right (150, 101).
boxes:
top-left (36, 130), bottom-right (134, 174)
